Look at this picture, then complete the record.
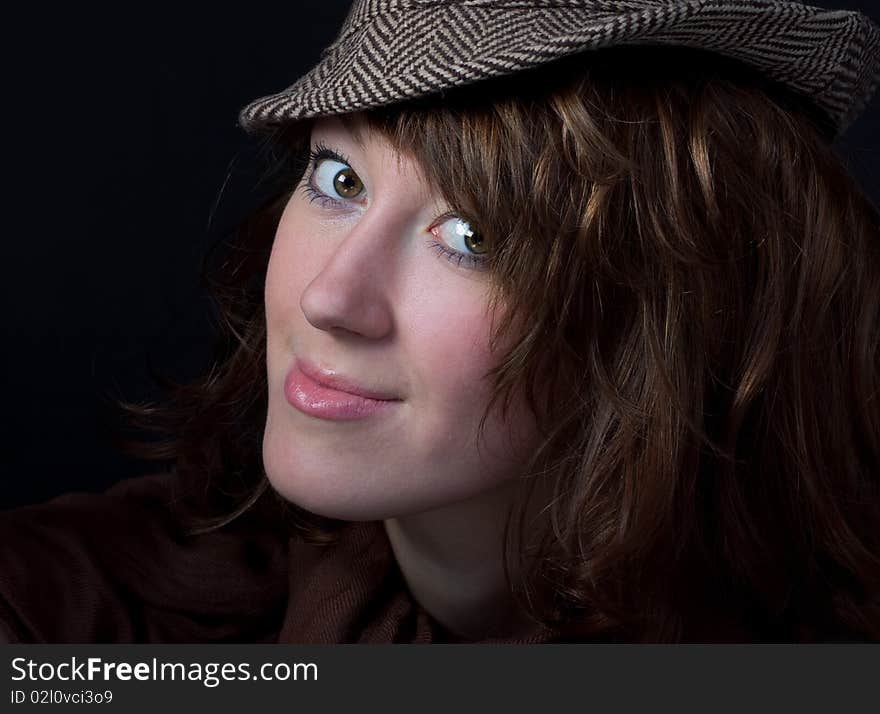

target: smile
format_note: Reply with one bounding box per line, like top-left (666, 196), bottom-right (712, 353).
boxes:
top-left (283, 359), bottom-right (402, 421)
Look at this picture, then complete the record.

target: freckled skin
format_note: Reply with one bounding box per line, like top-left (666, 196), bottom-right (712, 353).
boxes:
top-left (261, 115), bottom-right (542, 522)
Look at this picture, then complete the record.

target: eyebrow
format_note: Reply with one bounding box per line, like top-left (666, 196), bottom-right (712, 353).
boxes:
top-left (336, 113), bottom-right (368, 152)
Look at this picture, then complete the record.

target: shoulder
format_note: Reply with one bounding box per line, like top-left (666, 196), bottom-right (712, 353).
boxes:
top-left (0, 470), bottom-right (289, 643)
top-left (0, 471), bottom-right (173, 643)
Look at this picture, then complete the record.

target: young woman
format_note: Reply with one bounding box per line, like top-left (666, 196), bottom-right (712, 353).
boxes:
top-left (2, 0), bottom-right (879, 643)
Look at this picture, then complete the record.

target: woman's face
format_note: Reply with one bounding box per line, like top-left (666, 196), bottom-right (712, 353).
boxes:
top-left (262, 114), bottom-right (540, 521)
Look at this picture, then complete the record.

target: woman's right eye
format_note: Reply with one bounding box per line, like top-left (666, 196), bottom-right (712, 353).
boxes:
top-left (300, 142), bottom-right (367, 208)
top-left (312, 158), bottom-right (365, 200)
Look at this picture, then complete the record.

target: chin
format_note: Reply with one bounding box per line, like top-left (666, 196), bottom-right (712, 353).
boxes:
top-left (261, 428), bottom-right (392, 521)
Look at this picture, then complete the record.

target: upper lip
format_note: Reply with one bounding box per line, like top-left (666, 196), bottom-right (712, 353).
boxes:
top-left (295, 356), bottom-right (401, 401)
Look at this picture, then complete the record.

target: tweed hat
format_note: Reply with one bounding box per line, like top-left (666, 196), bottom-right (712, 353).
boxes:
top-left (238, 0), bottom-right (880, 142)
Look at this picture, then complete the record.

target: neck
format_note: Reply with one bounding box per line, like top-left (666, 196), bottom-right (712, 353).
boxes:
top-left (383, 476), bottom-right (551, 641)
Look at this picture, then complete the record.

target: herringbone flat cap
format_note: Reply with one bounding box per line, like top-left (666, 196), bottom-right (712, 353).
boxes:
top-left (238, 0), bottom-right (880, 141)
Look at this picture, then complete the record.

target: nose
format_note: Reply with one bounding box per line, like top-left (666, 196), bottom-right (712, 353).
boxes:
top-left (299, 206), bottom-right (406, 340)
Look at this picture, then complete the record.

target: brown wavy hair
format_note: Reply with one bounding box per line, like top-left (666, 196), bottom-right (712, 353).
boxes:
top-left (112, 44), bottom-right (880, 641)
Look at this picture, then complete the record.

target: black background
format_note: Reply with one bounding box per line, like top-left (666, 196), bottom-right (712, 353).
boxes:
top-left (3, 1), bottom-right (878, 508)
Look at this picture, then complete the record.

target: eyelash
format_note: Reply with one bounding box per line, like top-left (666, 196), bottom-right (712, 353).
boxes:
top-left (298, 142), bottom-right (489, 272)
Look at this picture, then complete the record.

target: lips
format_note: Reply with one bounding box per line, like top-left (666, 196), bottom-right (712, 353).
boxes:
top-left (294, 356), bottom-right (401, 401)
top-left (283, 357), bottom-right (402, 421)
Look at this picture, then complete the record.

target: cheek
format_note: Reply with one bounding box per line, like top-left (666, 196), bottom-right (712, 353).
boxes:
top-left (264, 203), bottom-right (324, 334)
top-left (264, 209), bottom-right (327, 424)
top-left (403, 288), bottom-right (539, 473)
top-left (408, 304), bottom-right (492, 403)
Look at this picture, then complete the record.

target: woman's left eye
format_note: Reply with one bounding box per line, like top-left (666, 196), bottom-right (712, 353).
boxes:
top-left (428, 215), bottom-right (490, 271)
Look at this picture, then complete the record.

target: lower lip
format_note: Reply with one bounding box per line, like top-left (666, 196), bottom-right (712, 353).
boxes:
top-left (283, 363), bottom-right (401, 421)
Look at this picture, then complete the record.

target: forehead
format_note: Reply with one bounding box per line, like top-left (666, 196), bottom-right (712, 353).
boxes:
top-left (310, 113), bottom-right (371, 151)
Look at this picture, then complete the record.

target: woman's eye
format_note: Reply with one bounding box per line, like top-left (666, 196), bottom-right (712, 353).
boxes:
top-left (311, 158), bottom-right (365, 200)
top-left (430, 215), bottom-right (488, 259)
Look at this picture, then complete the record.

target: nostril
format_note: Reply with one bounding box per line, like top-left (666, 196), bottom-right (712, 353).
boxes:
top-left (299, 271), bottom-right (394, 340)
